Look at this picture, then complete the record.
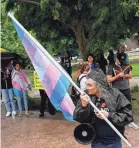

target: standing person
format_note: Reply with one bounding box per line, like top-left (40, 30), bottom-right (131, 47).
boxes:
top-left (107, 55), bottom-right (139, 129)
top-left (12, 62), bottom-right (31, 116)
top-left (61, 50), bottom-right (72, 77)
top-left (77, 62), bottom-right (91, 91)
top-left (1, 62), bottom-right (16, 118)
top-left (116, 45), bottom-right (129, 65)
top-left (74, 69), bottom-right (133, 148)
top-left (86, 53), bottom-right (99, 70)
top-left (107, 50), bottom-right (115, 66)
top-left (70, 62), bottom-right (91, 105)
top-left (39, 89), bottom-right (56, 117)
top-left (98, 53), bottom-right (108, 74)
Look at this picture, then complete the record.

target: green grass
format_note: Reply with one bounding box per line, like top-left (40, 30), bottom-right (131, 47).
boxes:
top-left (131, 85), bottom-right (139, 93)
top-left (27, 72), bottom-right (34, 87)
top-left (131, 63), bottom-right (139, 77)
top-left (132, 99), bottom-right (139, 113)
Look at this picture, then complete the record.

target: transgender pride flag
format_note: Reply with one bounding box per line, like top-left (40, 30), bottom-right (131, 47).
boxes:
top-left (8, 13), bottom-right (75, 121)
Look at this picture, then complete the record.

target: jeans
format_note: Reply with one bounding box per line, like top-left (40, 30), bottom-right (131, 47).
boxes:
top-left (16, 92), bottom-right (28, 112)
top-left (1, 88), bottom-right (16, 112)
top-left (91, 141), bottom-right (122, 148)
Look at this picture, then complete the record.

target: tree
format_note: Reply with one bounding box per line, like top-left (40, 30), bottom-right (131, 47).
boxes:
top-left (3, 0), bottom-right (139, 59)
top-left (1, 2), bottom-right (26, 57)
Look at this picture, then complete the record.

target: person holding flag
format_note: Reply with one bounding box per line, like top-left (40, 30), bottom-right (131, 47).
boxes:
top-left (8, 13), bottom-right (133, 147)
top-left (12, 61), bottom-right (31, 116)
top-left (74, 69), bottom-right (133, 148)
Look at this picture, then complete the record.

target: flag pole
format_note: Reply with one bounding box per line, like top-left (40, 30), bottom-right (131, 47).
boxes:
top-left (8, 12), bottom-right (131, 147)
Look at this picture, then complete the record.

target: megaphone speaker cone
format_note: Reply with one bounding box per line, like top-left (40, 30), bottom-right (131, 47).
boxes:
top-left (74, 123), bottom-right (96, 145)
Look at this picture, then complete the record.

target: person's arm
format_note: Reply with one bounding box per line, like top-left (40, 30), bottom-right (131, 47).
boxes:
top-left (73, 94), bottom-right (94, 123)
top-left (22, 70), bottom-right (31, 84)
top-left (108, 91), bottom-right (133, 126)
top-left (107, 73), bottom-right (123, 83)
top-left (107, 65), bottom-right (124, 83)
top-left (123, 71), bottom-right (132, 79)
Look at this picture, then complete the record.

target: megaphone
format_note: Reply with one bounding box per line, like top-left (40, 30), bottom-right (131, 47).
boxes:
top-left (74, 123), bottom-right (96, 145)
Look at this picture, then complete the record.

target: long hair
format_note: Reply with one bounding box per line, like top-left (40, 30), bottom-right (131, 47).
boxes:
top-left (80, 62), bottom-right (90, 74)
top-left (86, 70), bottom-right (118, 111)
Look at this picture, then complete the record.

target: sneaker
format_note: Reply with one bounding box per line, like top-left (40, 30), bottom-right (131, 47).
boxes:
top-left (19, 112), bottom-right (23, 117)
top-left (12, 111), bottom-right (16, 118)
top-left (6, 112), bottom-right (11, 117)
top-left (128, 122), bottom-right (139, 129)
top-left (39, 113), bottom-right (44, 117)
top-left (25, 111), bottom-right (30, 116)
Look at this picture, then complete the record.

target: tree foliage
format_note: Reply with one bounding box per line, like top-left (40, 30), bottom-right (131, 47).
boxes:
top-left (2, 0), bottom-right (139, 60)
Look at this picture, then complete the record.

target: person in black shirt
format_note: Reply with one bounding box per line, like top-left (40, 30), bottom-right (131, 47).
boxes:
top-left (107, 50), bottom-right (115, 66)
top-left (60, 50), bottom-right (72, 77)
top-left (74, 69), bottom-right (133, 148)
top-left (97, 53), bottom-right (107, 74)
top-left (1, 61), bottom-right (16, 118)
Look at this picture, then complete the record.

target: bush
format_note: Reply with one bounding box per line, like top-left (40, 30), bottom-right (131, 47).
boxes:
top-left (131, 85), bottom-right (139, 93)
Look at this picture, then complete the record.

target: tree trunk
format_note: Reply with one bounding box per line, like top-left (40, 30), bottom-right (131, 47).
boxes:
top-left (73, 21), bottom-right (88, 60)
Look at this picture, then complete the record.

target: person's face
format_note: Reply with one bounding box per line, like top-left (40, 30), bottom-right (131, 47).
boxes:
top-left (88, 56), bottom-right (94, 63)
top-left (119, 46), bottom-right (124, 53)
top-left (15, 64), bottom-right (20, 71)
top-left (85, 78), bottom-right (99, 95)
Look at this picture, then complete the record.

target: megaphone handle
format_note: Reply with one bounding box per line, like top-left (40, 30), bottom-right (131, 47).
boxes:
top-left (89, 100), bottom-right (132, 148)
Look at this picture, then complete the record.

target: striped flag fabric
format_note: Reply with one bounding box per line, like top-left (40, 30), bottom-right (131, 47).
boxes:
top-left (9, 13), bottom-right (75, 121)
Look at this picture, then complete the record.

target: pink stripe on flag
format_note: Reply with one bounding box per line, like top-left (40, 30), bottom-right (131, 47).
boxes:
top-left (61, 93), bottom-right (75, 116)
top-left (22, 34), bottom-right (37, 59)
top-left (39, 53), bottom-right (61, 97)
top-left (42, 54), bottom-right (61, 80)
top-left (19, 70), bottom-right (29, 84)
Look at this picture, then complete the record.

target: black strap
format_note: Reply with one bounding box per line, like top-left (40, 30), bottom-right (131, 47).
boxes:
top-left (77, 75), bottom-right (87, 87)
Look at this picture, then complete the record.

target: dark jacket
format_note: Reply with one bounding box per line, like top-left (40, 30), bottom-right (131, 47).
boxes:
top-left (1, 70), bottom-right (13, 89)
top-left (73, 88), bottom-right (133, 145)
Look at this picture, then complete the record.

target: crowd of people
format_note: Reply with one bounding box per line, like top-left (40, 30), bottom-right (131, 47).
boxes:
top-left (72, 45), bottom-right (138, 148)
top-left (1, 45), bottom-right (138, 148)
top-left (1, 61), bottom-right (31, 117)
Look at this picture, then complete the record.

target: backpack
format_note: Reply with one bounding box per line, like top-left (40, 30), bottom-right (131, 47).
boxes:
top-left (76, 74), bottom-right (87, 88)
top-left (70, 75), bottom-right (87, 106)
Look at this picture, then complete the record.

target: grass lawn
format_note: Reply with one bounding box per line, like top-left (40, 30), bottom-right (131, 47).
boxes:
top-left (28, 72), bottom-right (34, 87)
top-left (131, 63), bottom-right (139, 77)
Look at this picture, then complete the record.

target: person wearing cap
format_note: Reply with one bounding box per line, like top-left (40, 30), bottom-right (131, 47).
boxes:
top-left (74, 69), bottom-right (133, 148)
top-left (107, 46), bottom-right (139, 130)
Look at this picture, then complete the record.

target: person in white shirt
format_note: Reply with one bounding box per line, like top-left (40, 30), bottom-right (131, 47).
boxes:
top-left (78, 62), bottom-right (91, 91)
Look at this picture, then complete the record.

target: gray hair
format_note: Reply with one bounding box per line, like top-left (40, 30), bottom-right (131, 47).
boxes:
top-left (86, 70), bottom-right (118, 111)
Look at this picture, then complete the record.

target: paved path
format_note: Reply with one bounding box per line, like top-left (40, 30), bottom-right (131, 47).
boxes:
top-left (1, 110), bottom-right (139, 148)
top-left (1, 77), bottom-right (139, 148)
top-left (129, 77), bottom-right (139, 88)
